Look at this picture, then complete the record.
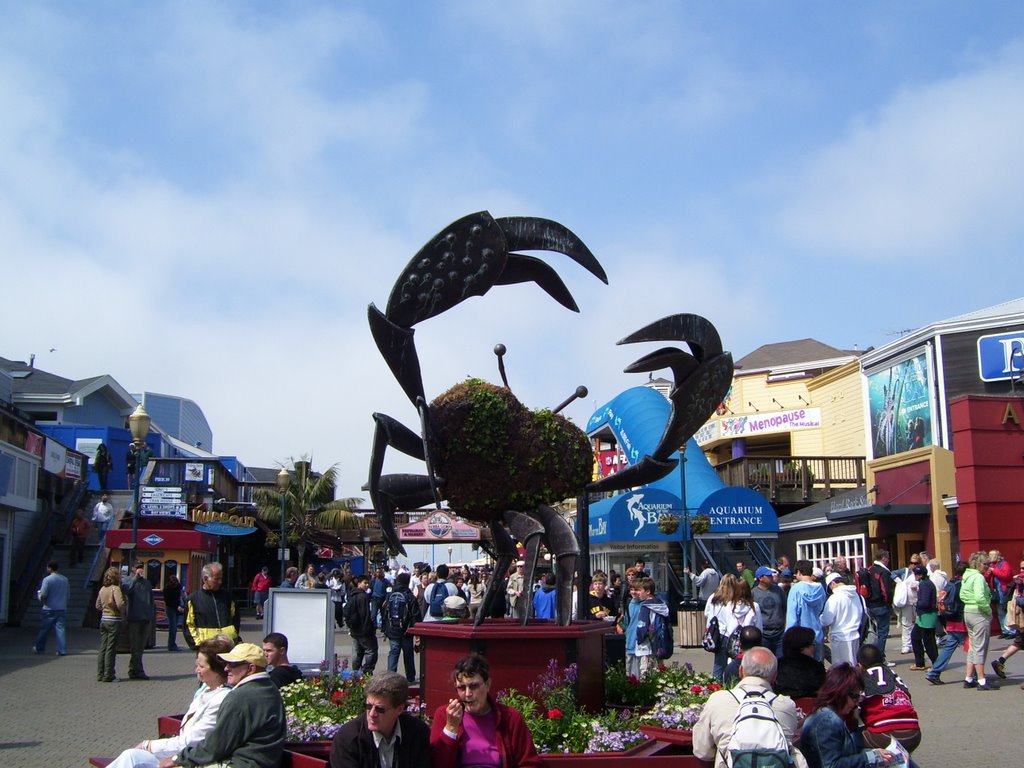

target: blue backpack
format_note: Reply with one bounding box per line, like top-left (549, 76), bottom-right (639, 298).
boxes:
top-left (642, 604), bottom-right (674, 659)
top-left (428, 582), bottom-right (448, 618)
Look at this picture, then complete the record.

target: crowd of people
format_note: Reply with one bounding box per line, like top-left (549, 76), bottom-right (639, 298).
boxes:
top-left (41, 544), bottom-right (1023, 768)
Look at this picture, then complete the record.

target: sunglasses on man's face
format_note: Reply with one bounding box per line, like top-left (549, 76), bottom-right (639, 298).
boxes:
top-left (364, 702), bottom-right (390, 715)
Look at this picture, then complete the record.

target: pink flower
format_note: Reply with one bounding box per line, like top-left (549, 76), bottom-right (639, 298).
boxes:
top-left (547, 708), bottom-right (563, 719)
top-left (690, 685), bottom-right (703, 693)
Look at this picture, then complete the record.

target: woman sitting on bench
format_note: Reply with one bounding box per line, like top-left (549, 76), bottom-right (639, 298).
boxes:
top-left (107, 635), bottom-right (234, 768)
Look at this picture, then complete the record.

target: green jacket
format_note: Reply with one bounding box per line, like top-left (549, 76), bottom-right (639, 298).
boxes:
top-left (959, 568), bottom-right (992, 616)
top-left (178, 673), bottom-right (285, 768)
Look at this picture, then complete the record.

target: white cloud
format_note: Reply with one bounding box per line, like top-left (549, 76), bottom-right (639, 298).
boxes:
top-left (774, 40), bottom-right (1024, 260)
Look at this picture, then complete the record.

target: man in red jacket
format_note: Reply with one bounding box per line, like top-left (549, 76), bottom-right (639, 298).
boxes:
top-left (987, 550), bottom-right (1015, 637)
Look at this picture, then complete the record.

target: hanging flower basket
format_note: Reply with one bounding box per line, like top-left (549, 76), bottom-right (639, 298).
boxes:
top-left (656, 514), bottom-right (680, 535)
top-left (689, 515), bottom-right (711, 535)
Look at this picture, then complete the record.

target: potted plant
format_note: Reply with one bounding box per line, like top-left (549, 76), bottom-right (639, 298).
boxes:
top-left (656, 513), bottom-right (680, 535)
top-left (689, 515), bottom-right (711, 535)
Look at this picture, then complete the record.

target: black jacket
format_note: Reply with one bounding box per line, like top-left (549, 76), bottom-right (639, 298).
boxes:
top-left (183, 587), bottom-right (240, 649)
top-left (864, 563), bottom-right (895, 610)
top-left (345, 589), bottom-right (376, 637)
top-left (330, 712), bottom-right (430, 768)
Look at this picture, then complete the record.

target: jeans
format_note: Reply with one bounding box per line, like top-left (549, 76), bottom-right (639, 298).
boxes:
top-left (352, 634), bottom-right (378, 674)
top-left (166, 609), bottom-right (180, 650)
top-left (35, 609), bottom-right (67, 654)
top-left (868, 606), bottom-right (892, 659)
top-left (762, 632), bottom-right (784, 658)
top-left (127, 620), bottom-right (149, 677)
top-left (929, 630), bottom-right (966, 677)
top-left (712, 646), bottom-right (729, 681)
top-left (387, 635), bottom-right (416, 681)
top-left (98, 620), bottom-right (120, 681)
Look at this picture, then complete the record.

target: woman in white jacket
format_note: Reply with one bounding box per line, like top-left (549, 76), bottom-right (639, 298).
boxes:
top-left (704, 573), bottom-right (763, 681)
top-left (108, 636), bottom-right (234, 767)
top-left (820, 572), bottom-right (865, 666)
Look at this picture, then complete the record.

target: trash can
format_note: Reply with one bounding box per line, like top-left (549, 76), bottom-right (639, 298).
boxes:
top-left (677, 598), bottom-right (706, 648)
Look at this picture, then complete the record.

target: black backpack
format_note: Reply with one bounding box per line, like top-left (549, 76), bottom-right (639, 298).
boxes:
top-left (383, 590), bottom-right (413, 637)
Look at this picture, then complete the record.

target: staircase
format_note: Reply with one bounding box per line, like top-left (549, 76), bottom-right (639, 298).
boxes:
top-left (21, 544), bottom-right (101, 629)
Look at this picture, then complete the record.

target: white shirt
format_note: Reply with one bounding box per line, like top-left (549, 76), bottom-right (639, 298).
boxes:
top-left (92, 500), bottom-right (113, 523)
top-left (820, 585), bottom-right (864, 641)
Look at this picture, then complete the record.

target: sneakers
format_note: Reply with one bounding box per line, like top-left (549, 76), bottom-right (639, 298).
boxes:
top-left (884, 661), bottom-right (896, 668)
top-left (977, 682), bottom-right (999, 691)
top-left (964, 679), bottom-right (977, 688)
top-left (909, 665), bottom-right (928, 671)
top-left (992, 660), bottom-right (1007, 679)
top-left (926, 675), bottom-right (944, 685)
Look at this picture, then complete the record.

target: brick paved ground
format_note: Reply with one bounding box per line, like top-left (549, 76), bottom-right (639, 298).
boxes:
top-left (1, 613), bottom-right (1012, 767)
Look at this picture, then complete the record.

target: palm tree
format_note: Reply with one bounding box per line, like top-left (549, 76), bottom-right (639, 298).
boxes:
top-left (254, 458), bottom-right (365, 568)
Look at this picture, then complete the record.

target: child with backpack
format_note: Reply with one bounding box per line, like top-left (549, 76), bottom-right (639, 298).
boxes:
top-left (633, 576), bottom-right (671, 674)
top-left (382, 572), bottom-right (422, 683)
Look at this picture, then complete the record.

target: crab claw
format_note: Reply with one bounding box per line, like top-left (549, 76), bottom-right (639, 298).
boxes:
top-left (590, 313), bottom-right (733, 494)
top-left (384, 211), bottom-right (606, 328)
top-left (619, 313), bottom-right (734, 462)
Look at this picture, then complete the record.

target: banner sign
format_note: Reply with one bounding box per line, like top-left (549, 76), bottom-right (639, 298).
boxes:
top-left (698, 486), bottom-right (779, 535)
top-left (399, 511), bottom-right (482, 541)
top-left (867, 351), bottom-right (933, 459)
top-left (719, 408), bottom-right (821, 439)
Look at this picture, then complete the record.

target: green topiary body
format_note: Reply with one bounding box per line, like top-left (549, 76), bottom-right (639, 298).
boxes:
top-left (429, 378), bottom-right (593, 519)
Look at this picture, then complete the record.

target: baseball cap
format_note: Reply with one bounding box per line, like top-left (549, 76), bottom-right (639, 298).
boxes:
top-left (812, 567), bottom-right (825, 579)
top-left (754, 566), bottom-right (778, 579)
top-left (825, 572), bottom-right (843, 587)
top-left (515, 560), bottom-right (525, 567)
top-left (218, 642), bottom-right (268, 668)
top-left (443, 595), bottom-right (467, 611)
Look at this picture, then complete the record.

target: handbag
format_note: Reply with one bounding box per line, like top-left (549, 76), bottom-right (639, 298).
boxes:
top-left (702, 615), bottom-right (723, 652)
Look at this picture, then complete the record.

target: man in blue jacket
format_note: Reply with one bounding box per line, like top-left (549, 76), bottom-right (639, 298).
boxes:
top-left (785, 559), bottom-right (826, 661)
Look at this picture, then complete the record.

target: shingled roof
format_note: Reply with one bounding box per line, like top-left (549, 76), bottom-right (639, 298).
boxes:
top-left (734, 339), bottom-right (863, 373)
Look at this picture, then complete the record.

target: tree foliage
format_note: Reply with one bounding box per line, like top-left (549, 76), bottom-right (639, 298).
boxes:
top-left (254, 458), bottom-right (365, 567)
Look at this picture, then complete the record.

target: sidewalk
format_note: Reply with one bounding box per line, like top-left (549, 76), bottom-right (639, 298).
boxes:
top-left (0, 613), bottom-right (1012, 767)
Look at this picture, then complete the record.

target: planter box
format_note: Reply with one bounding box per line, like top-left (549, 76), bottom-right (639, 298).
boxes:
top-left (412, 619), bottom-right (614, 716)
top-left (283, 742), bottom-right (331, 768)
top-left (638, 725), bottom-right (694, 748)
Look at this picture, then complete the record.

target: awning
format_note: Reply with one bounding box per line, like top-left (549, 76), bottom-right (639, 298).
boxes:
top-left (780, 487), bottom-right (931, 530)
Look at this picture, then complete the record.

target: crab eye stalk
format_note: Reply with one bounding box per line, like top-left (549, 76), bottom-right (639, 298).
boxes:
top-left (553, 385), bottom-right (589, 414)
top-left (494, 343), bottom-right (510, 389)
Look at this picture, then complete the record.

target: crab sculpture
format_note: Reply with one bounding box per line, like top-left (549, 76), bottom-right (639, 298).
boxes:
top-left (365, 211), bottom-right (733, 625)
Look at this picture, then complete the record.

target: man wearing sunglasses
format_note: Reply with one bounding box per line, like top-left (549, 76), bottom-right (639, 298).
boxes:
top-left (330, 672), bottom-right (430, 768)
top-left (159, 642), bottom-right (285, 768)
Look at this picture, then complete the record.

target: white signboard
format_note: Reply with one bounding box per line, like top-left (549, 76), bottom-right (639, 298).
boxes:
top-left (265, 588), bottom-right (334, 670)
top-left (720, 407), bottom-right (822, 439)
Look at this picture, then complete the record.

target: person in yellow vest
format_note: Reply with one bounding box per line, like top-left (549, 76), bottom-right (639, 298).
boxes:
top-left (184, 562), bottom-right (240, 649)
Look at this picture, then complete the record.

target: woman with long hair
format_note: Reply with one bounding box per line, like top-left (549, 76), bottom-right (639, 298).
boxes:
top-left (704, 572), bottom-right (762, 681)
top-left (799, 663), bottom-right (906, 768)
top-left (95, 566), bottom-right (125, 682)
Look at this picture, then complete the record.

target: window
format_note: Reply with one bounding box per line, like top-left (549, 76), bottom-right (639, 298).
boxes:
top-left (796, 533), bottom-right (867, 573)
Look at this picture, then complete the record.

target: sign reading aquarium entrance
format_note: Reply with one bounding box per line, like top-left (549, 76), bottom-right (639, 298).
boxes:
top-left (698, 487), bottom-right (779, 537)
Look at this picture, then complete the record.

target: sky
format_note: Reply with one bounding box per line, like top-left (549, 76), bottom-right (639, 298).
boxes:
top-left (2, 2), bottom-right (1023, 503)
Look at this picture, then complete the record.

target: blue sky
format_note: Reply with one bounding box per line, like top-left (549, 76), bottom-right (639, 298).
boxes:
top-left (2, 2), bottom-right (1022, 500)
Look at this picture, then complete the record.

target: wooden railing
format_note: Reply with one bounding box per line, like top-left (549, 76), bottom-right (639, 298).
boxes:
top-left (713, 455), bottom-right (866, 501)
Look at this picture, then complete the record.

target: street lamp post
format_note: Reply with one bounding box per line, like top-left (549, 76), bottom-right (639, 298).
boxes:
top-left (128, 404), bottom-right (152, 569)
top-left (276, 468), bottom-right (291, 583)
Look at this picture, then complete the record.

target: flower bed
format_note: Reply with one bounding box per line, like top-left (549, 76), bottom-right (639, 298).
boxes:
top-left (497, 659), bottom-right (718, 755)
top-left (270, 657), bottom-right (715, 761)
